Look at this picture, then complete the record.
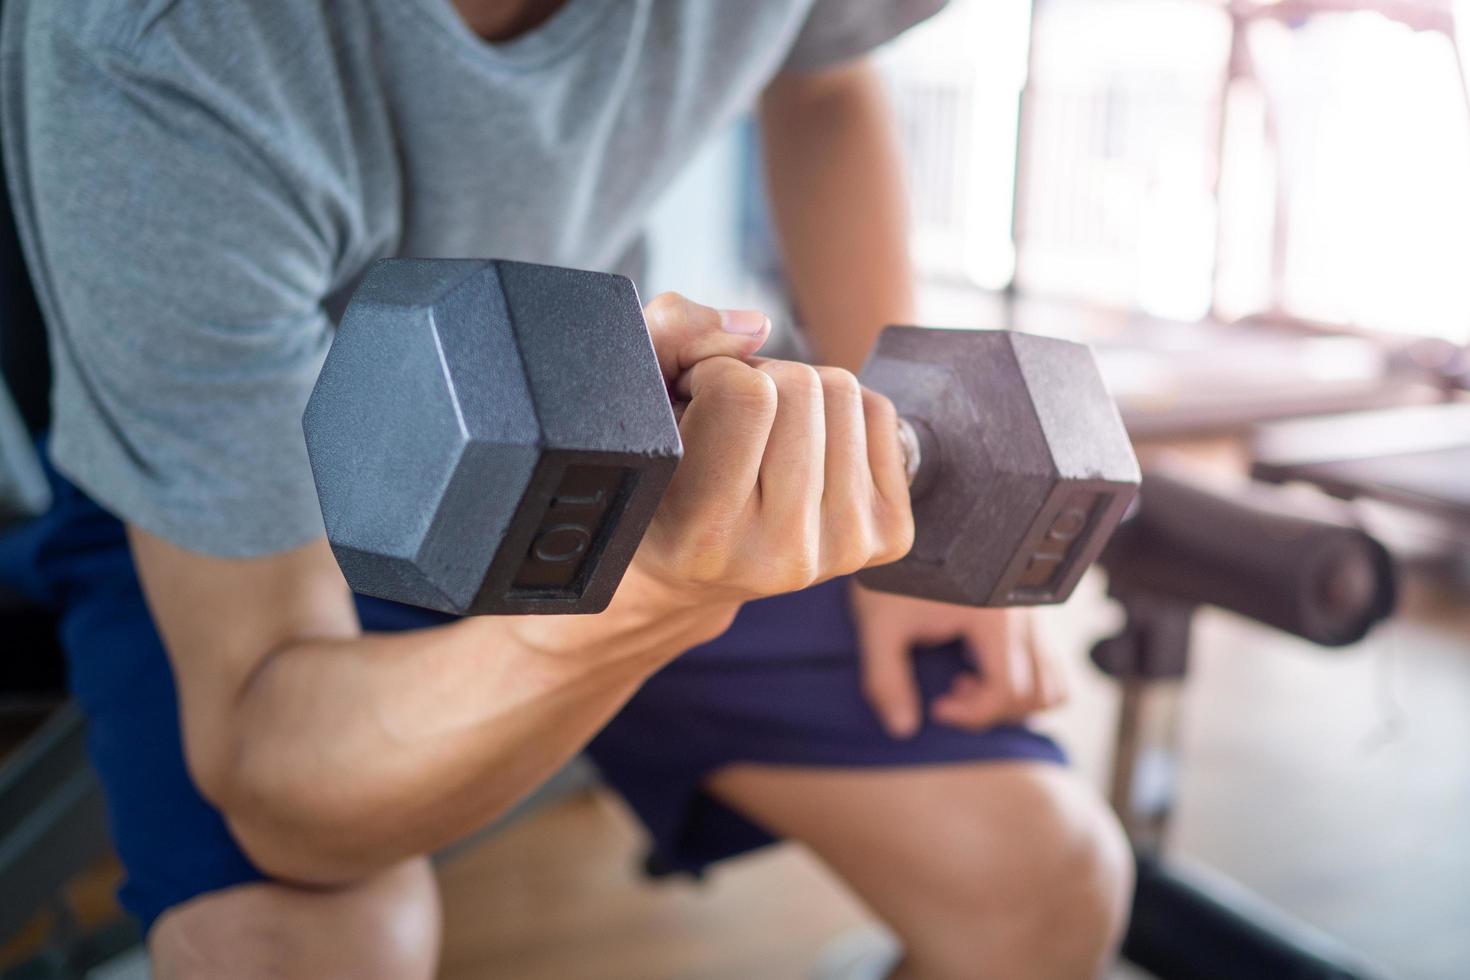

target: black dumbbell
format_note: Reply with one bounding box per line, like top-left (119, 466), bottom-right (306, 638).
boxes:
top-left (303, 259), bottom-right (1140, 615)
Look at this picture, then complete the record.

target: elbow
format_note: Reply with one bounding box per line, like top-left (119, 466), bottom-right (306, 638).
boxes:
top-left (224, 808), bottom-right (388, 886)
top-left (185, 736), bottom-right (395, 884)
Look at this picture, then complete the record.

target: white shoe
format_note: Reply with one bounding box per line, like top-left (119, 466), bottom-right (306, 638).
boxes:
top-left (811, 926), bottom-right (902, 980)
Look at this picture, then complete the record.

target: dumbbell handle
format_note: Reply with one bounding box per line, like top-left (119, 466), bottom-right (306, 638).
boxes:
top-left (895, 416), bottom-right (941, 501)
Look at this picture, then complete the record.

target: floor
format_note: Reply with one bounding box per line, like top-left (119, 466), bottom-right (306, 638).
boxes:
top-left (436, 791), bottom-right (869, 980)
top-left (1159, 585), bottom-right (1470, 979)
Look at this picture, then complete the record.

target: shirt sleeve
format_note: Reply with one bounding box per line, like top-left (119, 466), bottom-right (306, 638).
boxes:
top-left (782, 0), bottom-right (949, 74)
top-left (15, 27), bottom-right (343, 557)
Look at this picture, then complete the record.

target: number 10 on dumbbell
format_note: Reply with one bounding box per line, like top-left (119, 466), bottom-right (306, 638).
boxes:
top-left (303, 259), bottom-right (1140, 615)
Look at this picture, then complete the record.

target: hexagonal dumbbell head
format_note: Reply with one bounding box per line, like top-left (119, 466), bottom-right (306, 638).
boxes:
top-left (857, 327), bottom-right (1139, 606)
top-left (303, 259), bottom-right (681, 616)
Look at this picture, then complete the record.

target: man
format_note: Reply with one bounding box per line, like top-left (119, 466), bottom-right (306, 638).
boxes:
top-left (0, 1), bottom-right (1132, 977)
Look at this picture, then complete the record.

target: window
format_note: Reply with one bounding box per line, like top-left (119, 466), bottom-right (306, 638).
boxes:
top-left (881, 0), bottom-right (1470, 342)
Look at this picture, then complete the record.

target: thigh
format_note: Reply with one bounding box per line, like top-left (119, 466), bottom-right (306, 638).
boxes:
top-left (705, 761), bottom-right (1120, 943)
top-left (587, 580), bottom-right (1066, 879)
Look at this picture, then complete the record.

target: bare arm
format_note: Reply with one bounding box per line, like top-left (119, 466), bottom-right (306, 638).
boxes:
top-left (760, 57), bottom-right (916, 371)
top-left (134, 297), bottom-right (766, 886)
top-left (132, 523), bottom-right (730, 886)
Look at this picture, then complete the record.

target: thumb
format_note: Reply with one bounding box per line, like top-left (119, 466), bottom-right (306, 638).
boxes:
top-left (643, 292), bottom-right (770, 384)
top-left (859, 625), bottom-right (923, 740)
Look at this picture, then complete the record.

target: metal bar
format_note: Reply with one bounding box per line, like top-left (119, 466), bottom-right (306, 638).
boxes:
top-left (1109, 679), bottom-right (1185, 854)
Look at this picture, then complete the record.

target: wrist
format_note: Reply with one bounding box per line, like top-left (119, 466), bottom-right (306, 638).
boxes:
top-left (505, 564), bottom-right (740, 677)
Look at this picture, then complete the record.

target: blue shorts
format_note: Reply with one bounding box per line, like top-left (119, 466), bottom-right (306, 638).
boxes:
top-left (0, 452), bottom-right (1064, 932)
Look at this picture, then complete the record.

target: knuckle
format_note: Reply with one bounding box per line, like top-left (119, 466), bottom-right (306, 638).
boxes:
top-left (763, 360), bottom-right (823, 401)
top-left (770, 549), bottom-right (819, 593)
top-left (708, 359), bottom-right (778, 409)
top-left (737, 369), bottom-right (780, 412)
top-left (669, 523), bottom-right (737, 585)
top-left (645, 292), bottom-right (717, 333)
top-left (644, 291), bottom-right (684, 324)
top-left (834, 527), bottom-right (875, 577)
top-left (816, 366), bottom-right (862, 401)
top-left (794, 557), bottom-right (821, 591)
top-left (872, 500), bottom-right (915, 565)
top-left (862, 387), bottom-right (899, 425)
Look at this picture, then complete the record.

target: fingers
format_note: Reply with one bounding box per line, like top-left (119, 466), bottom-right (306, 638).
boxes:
top-left (643, 292), bottom-right (770, 385)
top-left (751, 361), bottom-right (825, 586)
top-left (929, 672), bottom-right (1003, 729)
top-left (859, 624), bottom-right (923, 740)
top-left (1027, 617), bottom-right (1069, 709)
top-left (654, 342), bottom-right (911, 600)
top-left (754, 361), bottom-right (826, 505)
top-left (861, 388), bottom-right (915, 566)
top-left (663, 356), bottom-right (776, 528)
top-left (931, 612), bottom-right (1063, 729)
top-left (814, 367), bottom-right (873, 576)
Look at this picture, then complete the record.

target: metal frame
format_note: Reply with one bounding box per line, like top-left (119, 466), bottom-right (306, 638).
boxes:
top-left (1093, 586), bottom-right (1390, 980)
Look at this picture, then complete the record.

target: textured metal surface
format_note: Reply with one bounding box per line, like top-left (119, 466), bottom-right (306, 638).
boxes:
top-left (857, 327), bottom-right (1139, 606)
top-left (304, 259), bottom-right (681, 615)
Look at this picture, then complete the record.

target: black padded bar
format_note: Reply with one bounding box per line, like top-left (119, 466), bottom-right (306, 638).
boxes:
top-left (1100, 472), bottom-right (1395, 647)
top-left (1126, 855), bottom-right (1388, 980)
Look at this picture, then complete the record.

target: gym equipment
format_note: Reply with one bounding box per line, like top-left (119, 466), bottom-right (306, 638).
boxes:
top-left (1095, 469), bottom-right (1396, 980)
top-left (853, 325), bottom-right (1138, 607)
top-left (1252, 403), bottom-right (1470, 533)
top-left (1096, 472), bottom-right (1395, 652)
top-left (304, 260), bottom-right (680, 617)
top-left (303, 258), bottom-right (1140, 616)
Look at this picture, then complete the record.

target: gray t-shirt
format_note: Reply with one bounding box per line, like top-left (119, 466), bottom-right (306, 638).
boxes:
top-left (2, 0), bottom-right (942, 556)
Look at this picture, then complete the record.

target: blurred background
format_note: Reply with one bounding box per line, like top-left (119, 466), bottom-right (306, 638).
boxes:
top-left (5, 0), bottom-right (1470, 978)
top-left (655, 0), bottom-right (1470, 340)
top-left (649, 1), bottom-right (1470, 977)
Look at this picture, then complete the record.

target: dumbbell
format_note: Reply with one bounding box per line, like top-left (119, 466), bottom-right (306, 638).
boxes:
top-left (303, 259), bottom-right (1140, 615)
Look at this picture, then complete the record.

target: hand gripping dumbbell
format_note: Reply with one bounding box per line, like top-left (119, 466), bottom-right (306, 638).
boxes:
top-left (303, 259), bottom-right (1140, 615)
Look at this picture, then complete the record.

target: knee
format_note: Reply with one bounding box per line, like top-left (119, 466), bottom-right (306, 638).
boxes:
top-left (916, 767), bottom-right (1134, 978)
top-left (149, 858), bottom-right (440, 980)
top-left (1010, 777), bottom-right (1133, 956)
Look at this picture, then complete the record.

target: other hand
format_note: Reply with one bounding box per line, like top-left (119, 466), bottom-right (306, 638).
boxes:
top-left (850, 583), bottom-right (1067, 739)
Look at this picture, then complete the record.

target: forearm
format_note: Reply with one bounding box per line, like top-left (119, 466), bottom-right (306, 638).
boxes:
top-left (218, 574), bottom-right (730, 883)
top-left (137, 534), bottom-right (734, 883)
top-left (760, 59), bottom-right (916, 372)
